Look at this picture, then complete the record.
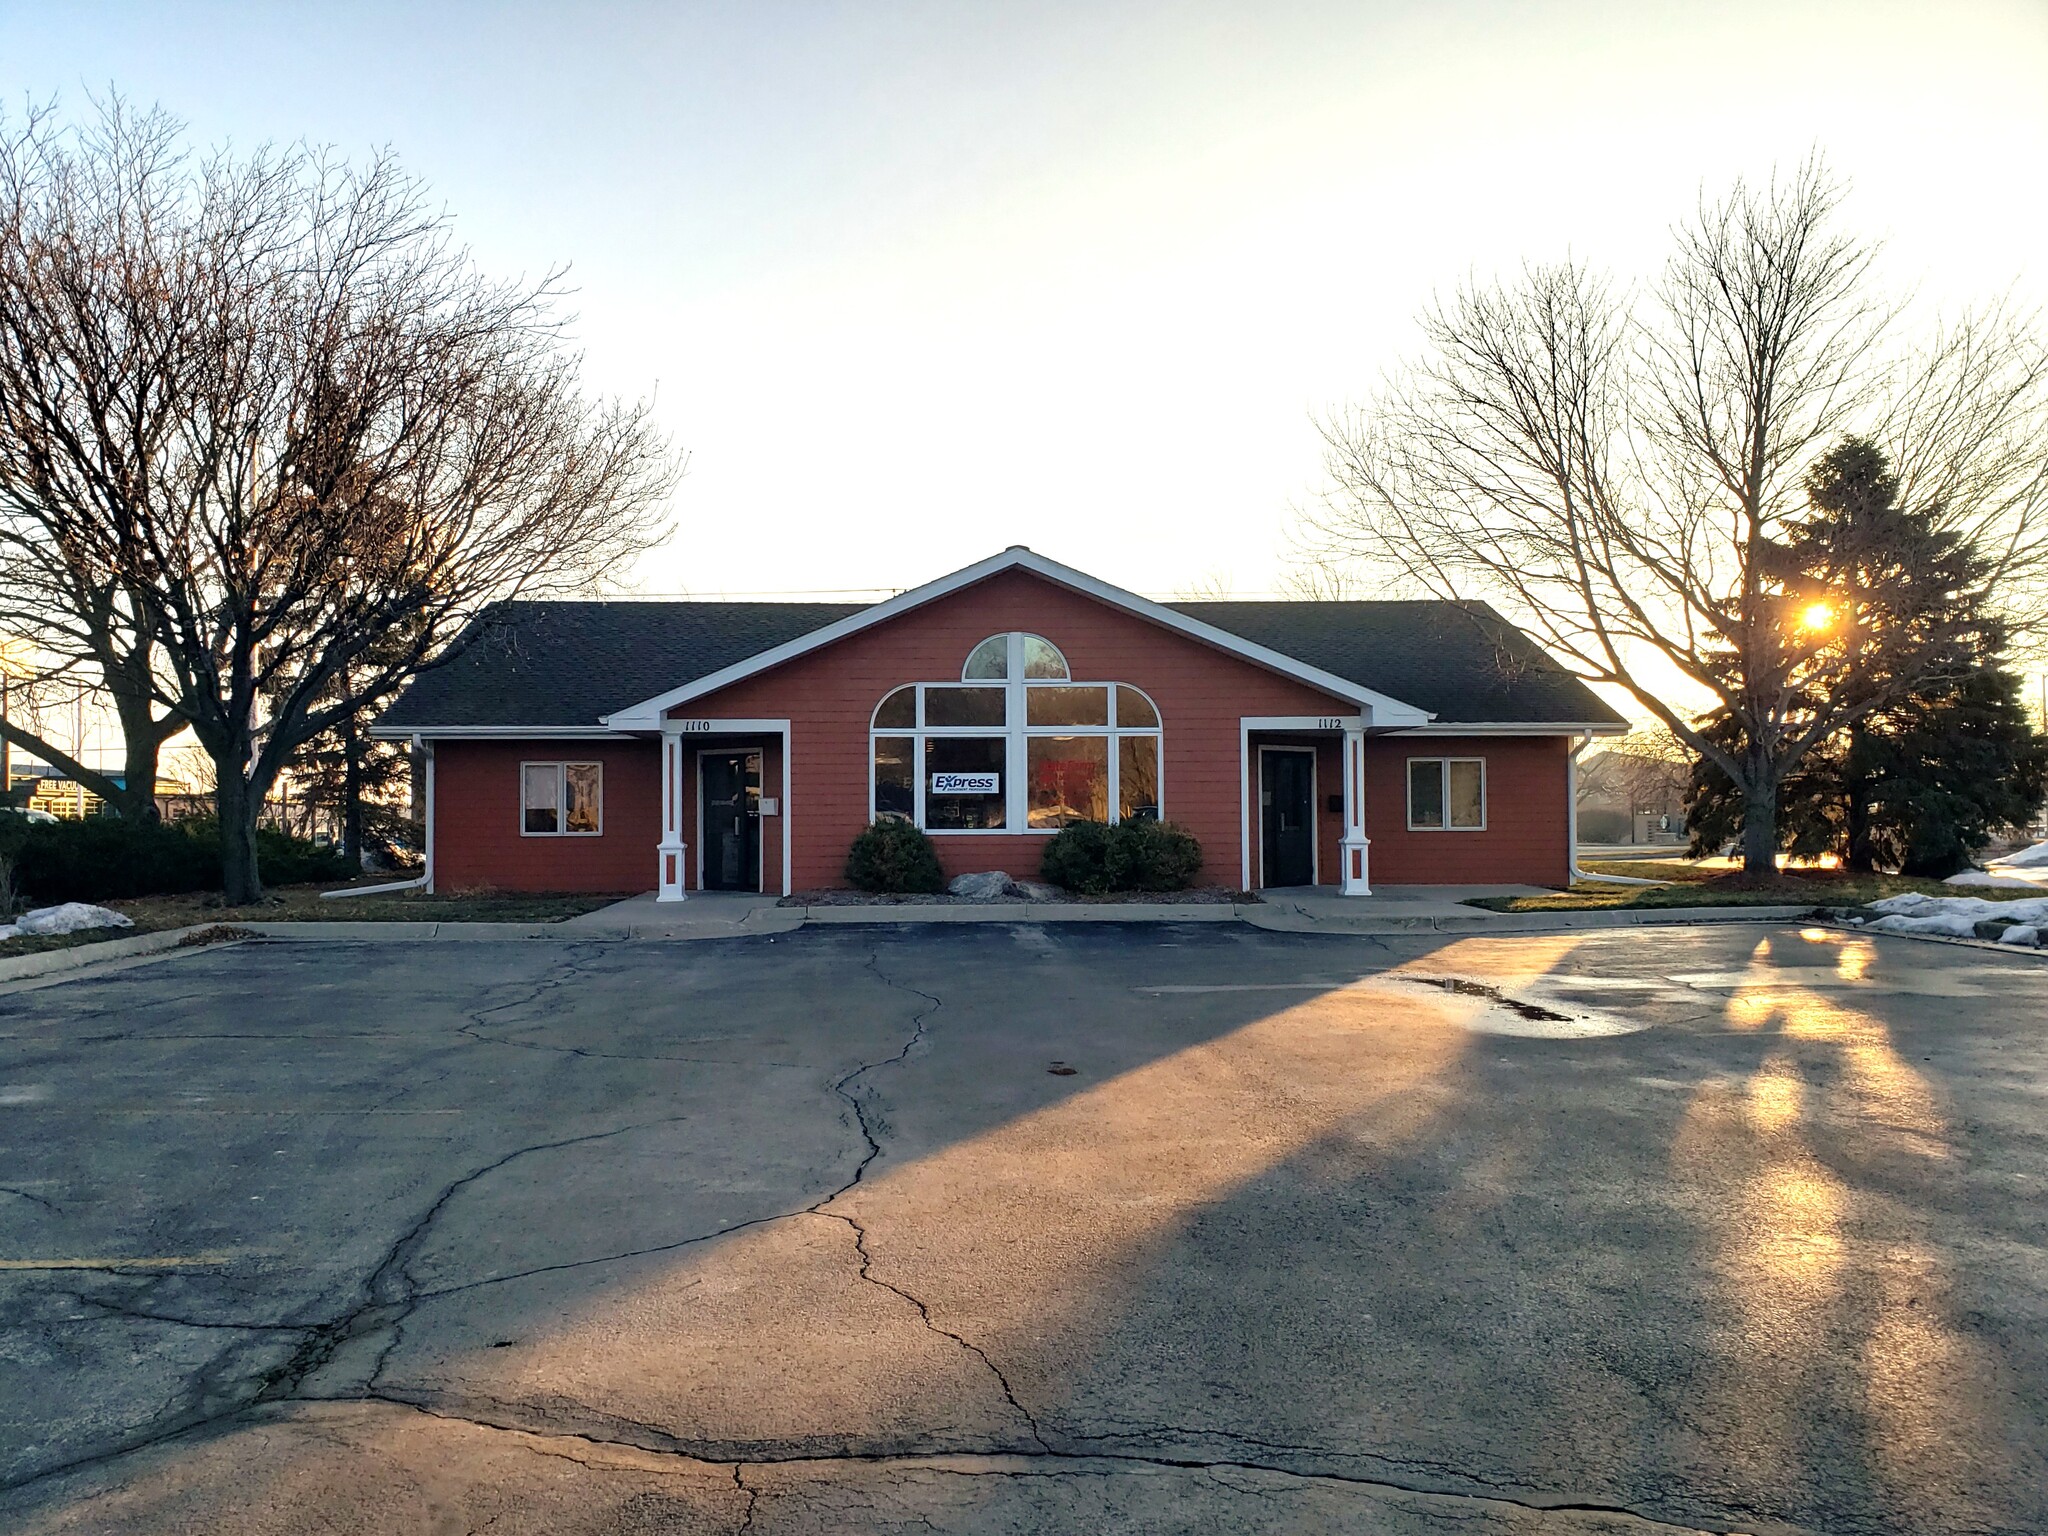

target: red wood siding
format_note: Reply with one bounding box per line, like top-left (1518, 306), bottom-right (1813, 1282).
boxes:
top-left (433, 741), bottom-right (658, 894)
top-left (1362, 735), bottom-right (1570, 887)
top-left (685, 567), bottom-right (1358, 891)
top-left (425, 570), bottom-right (1575, 892)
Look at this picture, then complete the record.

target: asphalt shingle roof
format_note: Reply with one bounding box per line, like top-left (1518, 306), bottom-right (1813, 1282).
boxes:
top-left (1168, 600), bottom-right (1625, 726)
top-left (378, 594), bottom-right (1625, 731)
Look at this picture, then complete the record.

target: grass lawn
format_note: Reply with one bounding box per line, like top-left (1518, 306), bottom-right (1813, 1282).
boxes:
top-left (0, 885), bottom-right (630, 961)
top-left (1463, 859), bottom-right (2046, 913)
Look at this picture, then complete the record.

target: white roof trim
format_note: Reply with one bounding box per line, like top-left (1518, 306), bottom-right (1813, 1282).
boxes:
top-left (368, 724), bottom-right (640, 741)
top-left (1387, 721), bottom-right (1630, 737)
top-left (602, 547), bottom-right (1435, 730)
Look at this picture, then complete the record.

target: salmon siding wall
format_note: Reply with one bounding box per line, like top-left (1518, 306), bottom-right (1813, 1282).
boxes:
top-left (684, 569), bottom-right (1361, 891)
top-left (432, 740), bottom-right (659, 893)
top-left (1362, 735), bottom-right (1570, 887)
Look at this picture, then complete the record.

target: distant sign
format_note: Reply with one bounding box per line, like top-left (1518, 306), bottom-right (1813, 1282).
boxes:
top-left (931, 772), bottom-right (1000, 795)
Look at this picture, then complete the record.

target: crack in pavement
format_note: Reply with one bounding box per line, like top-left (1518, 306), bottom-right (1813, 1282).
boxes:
top-left (0, 940), bottom-right (956, 1501)
top-left (0, 1184), bottom-right (60, 1213)
top-left (803, 951), bottom-right (1050, 1451)
top-left (289, 1396), bottom-right (1743, 1536)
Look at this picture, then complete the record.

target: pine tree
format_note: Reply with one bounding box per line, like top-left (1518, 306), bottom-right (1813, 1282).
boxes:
top-left (1686, 438), bottom-right (2045, 872)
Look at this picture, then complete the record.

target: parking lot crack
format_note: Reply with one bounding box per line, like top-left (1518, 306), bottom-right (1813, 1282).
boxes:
top-left (271, 1397), bottom-right (1746, 1534)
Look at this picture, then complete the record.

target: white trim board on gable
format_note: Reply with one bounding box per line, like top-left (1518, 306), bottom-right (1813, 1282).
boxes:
top-left (602, 547), bottom-right (1435, 732)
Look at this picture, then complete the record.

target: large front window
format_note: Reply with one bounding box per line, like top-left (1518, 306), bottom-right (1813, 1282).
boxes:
top-left (870, 632), bottom-right (1164, 833)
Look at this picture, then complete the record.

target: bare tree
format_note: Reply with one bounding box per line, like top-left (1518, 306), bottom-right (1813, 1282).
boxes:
top-left (0, 100), bottom-right (678, 899)
top-left (1308, 159), bottom-right (2048, 875)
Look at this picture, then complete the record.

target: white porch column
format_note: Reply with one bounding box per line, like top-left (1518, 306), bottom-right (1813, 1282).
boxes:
top-left (1339, 723), bottom-right (1371, 896)
top-left (657, 730), bottom-right (687, 902)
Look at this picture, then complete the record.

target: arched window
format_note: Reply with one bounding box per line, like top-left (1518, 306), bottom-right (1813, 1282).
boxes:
top-left (871, 637), bottom-right (1162, 832)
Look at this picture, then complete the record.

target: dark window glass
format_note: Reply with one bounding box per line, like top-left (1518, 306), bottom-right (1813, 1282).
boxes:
top-left (925, 736), bottom-right (1006, 828)
top-left (1409, 759), bottom-right (1445, 829)
top-left (1026, 685), bottom-right (1107, 726)
top-left (1118, 735), bottom-right (1160, 820)
top-left (963, 636), bottom-right (1008, 679)
top-left (1115, 686), bottom-right (1159, 728)
top-left (874, 686), bottom-right (916, 728)
top-left (1021, 634), bottom-right (1069, 679)
top-left (873, 737), bottom-right (914, 820)
top-left (924, 686), bottom-right (1006, 727)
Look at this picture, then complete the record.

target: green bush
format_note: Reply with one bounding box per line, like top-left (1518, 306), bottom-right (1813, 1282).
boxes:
top-left (1040, 819), bottom-right (1203, 894)
top-left (1040, 819), bottom-right (1115, 893)
top-left (0, 813), bottom-right (353, 904)
top-left (845, 818), bottom-right (945, 894)
top-left (0, 815), bottom-right (217, 903)
top-left (1107, 817), bottom-right (1204, 891)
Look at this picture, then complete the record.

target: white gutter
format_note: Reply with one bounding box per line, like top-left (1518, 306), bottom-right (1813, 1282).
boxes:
top-left (321, 736), bottom-right (434, 900)
top-left (1567, 730), bottom-right (1665, 887)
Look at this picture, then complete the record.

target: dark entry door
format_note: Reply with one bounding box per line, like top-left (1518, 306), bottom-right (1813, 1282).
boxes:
top-left (702, 751), bottom-right (762, 891)
top-left (1260, 749), bottom-right (1315, 888)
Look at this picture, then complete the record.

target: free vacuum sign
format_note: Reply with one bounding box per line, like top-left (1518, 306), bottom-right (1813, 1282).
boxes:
top-left (930, 772), bottom-right (1000, 795)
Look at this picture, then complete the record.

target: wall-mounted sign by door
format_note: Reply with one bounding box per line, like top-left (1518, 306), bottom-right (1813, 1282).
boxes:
top-left (931, 772), bottom-right (1000, 795)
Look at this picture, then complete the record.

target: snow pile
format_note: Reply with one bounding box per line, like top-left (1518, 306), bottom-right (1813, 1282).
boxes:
top-left (1860, 890), bottom-right (2048, 939)
top-left (1945, 839), bottom-right (2048, 890)
top-left (0, 903), bottom-right (135, 941)
top-left (1945, 868), bottom-right (2047, 890)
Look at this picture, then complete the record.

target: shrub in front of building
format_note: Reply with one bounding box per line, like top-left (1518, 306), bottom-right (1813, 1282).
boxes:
top-left (0, 814), bottom-right (352, 904)
top-left (1041, 819), bottom-right (1202, 895)
top-left (845, 818), bottom-right (946, 894)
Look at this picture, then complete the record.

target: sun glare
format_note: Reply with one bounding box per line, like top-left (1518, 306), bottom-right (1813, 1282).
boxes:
top-left (1798, 601), bottom-right (1835, 632)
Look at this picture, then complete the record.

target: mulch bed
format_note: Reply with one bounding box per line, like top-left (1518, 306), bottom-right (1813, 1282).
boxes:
top-left (781, 886), bottom-right (1256, 908)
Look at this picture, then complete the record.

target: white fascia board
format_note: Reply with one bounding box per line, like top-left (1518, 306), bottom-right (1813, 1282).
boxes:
top-left (602, 546), bottom-right (1435, 730)
top-left (366, 724), bottom-right (642, 741)
top-left (1383, 720), bottom-right (1631, 736)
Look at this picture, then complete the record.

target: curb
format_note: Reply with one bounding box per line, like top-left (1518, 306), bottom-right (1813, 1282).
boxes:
top-left (0, 924), bottom-right (225, 987)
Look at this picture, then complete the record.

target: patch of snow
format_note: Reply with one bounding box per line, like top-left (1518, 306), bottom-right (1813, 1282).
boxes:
top-left (1946, 867), bottom-right (2048, 890)
top-left (1864, 890), bottom-right (2048, 940)
top-left (1999, 925), bottom-right (2040, 946)
top-left (12, 903), bottom-right (134, 937)
top-left (1993, 838), bottom-right (2048, 869)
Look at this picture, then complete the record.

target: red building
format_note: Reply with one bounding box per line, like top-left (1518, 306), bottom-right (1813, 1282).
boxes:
top-left (375, 548), bottom-right (1626, 898)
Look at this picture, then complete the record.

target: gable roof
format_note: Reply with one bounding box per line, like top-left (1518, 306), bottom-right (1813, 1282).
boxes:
top-left (600, 547), bottom-right (1433, 729)
top-left (375, 550), bottom-right (1627, 736)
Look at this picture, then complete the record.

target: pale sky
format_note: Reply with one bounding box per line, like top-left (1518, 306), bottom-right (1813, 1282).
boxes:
top-left (4, 0), bottom-right (2046, 626)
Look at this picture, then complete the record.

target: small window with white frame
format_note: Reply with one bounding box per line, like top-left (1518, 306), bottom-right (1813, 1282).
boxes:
top-left (522, 761), bottom-right (603, 836)
top-left (1407, 757), bottom-right (1484, 831)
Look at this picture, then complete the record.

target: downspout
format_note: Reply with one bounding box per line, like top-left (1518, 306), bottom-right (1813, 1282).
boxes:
top-left (321, 735), bottom-right (434, 900)
top-left (1568, 730), bottom-right (1665, 887)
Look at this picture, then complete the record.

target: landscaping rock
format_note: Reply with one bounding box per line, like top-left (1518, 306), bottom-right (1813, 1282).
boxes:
top-left (1974, 916), bottom-right (2020, 941)
top-left (1010, 879), bottom-right (1062, 901)
top-left (947, 871), bottom-right (1013, 899)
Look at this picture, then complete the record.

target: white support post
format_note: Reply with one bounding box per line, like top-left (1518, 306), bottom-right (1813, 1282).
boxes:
top-left (657, 731), bottom-right (687, 901)
top-left (1339, 723), bottom-right (1371, 896)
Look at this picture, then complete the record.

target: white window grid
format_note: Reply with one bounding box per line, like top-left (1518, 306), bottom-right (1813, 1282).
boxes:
top-left (870, 635), bottom-right (1162, 834)
top-left (519, 760), bottom-right (604, 837)
top-left (1405, 756), bottom-right (1486, 832)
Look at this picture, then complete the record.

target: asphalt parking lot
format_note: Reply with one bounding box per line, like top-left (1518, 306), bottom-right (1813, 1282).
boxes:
top-left (1, 922), bottom-right (2044, 1535)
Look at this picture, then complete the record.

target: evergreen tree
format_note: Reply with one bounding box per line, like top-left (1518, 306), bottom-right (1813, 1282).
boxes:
top-left (1686, 438), bottom-right (2045, 873)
